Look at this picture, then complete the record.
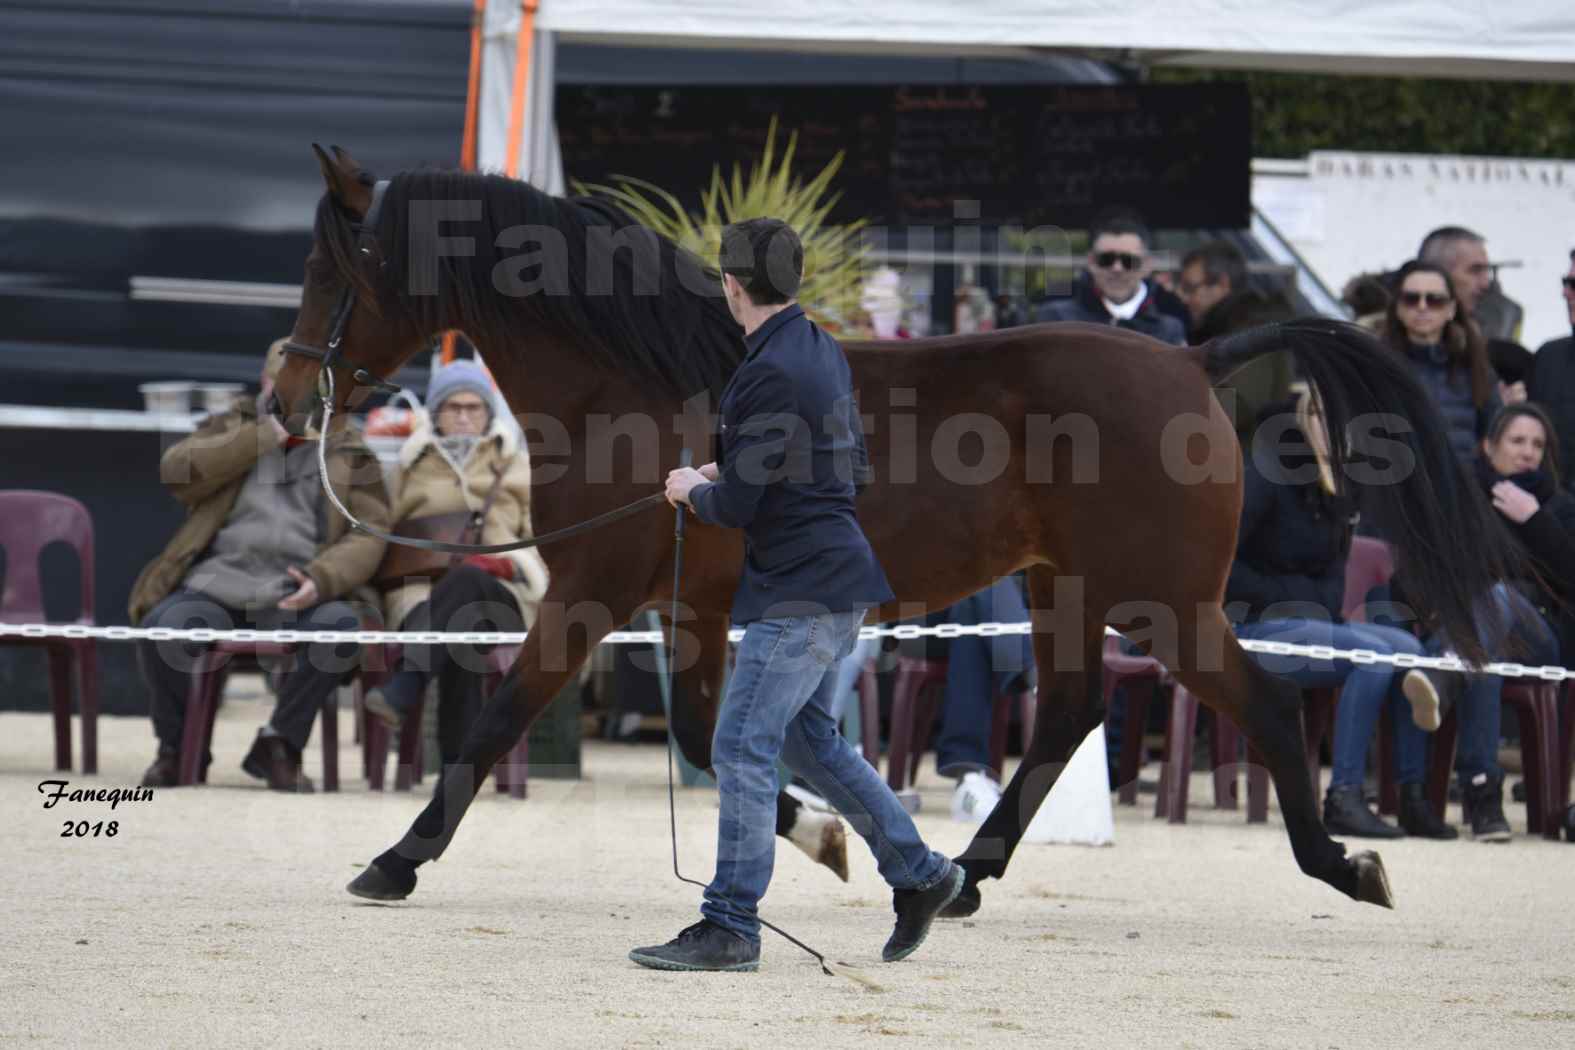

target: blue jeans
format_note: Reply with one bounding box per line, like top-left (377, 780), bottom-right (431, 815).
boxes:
top-left (935, 578), bottom-right (1035, 777)
top-left (1234, 618), bottom-right (1430, 788)
top-left (1430, 582), bottom-right (1560, 784)
top-left (703, 610), bottom-right (950, 944)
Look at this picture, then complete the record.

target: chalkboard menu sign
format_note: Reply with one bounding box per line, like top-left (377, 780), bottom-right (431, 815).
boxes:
top-left (557, 84), bottom-right (1250, 229)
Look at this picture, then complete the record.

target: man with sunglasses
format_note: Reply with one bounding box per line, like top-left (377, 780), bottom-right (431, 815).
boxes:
top-left (1034, 212), bottom-right (1185, 345)
top-left (1526, 250), bottom-right (1575, 486)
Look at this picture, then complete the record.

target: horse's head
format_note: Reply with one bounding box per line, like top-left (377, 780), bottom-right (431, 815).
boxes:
top-left (271, 144), bottom-right (426, 435)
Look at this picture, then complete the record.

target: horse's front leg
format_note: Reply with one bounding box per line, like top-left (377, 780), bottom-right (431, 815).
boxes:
top-left (666, 614), bottom-right (850, 883)
top-left (347, 585), bottom-right (619, 900)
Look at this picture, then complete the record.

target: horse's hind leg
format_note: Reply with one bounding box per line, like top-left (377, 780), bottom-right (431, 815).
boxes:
top-left (950, 570), bottom-right (1108, 917)
top-left (346, 589), bottom-right (607, 901)
top-left (1166, 607), bottom-right (1393, 909)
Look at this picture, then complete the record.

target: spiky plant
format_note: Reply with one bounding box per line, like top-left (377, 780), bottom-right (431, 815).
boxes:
top-left (575, 118), bottom-right (868, 330)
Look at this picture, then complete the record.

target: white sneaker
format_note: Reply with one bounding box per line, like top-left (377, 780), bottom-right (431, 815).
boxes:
top-left (951, 771), bottom-right (1003, 824)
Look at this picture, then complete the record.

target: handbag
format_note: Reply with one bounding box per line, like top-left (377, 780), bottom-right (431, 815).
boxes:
top-left (373, 464), bottom-right (506, 591)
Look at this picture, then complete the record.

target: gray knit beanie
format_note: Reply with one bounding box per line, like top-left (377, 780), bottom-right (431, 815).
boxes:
top-left (426, 359), bottom-right (495, 425)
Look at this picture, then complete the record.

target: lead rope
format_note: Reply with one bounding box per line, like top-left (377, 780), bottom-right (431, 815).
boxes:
top-left (653, 450), bottom-right (878, 988)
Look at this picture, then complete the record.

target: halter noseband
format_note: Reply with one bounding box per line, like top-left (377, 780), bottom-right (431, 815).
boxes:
top-left (280, 178), bottom-right (402, 400)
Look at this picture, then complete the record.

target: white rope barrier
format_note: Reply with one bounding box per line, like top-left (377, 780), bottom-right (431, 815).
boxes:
top-left (3, 621), bottom-right (1571, 682)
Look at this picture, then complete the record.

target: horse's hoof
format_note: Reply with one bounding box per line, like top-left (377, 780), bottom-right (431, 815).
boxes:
top-left (940, 881), bottom-right (981, 919)
top-left (788, 807), bottom-right (850, 882)
top-left (347, 860), bottom-right (416, 902)
top-left (818, 818), bottom-right (850, 882)
top-left (1351, 850), bottom-right (1394, 909)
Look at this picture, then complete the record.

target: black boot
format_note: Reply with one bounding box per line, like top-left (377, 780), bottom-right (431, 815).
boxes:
top-left (884, 862), bottom-right (964, 962)
top-left (1462, 772), bottom-right (1511, 842)
top-left (1398, 783), bottom-right (1458, 839)
top-left (628, 920), bottom-right (760, 972)
top-left (1323, 785), bottom-right (1404, 839)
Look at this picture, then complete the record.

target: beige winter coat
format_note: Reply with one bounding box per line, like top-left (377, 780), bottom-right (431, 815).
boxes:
top-left (382, 413), bottom-right (549, 630)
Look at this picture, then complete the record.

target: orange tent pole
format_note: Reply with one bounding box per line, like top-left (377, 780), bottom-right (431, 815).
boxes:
top-left (503, 0), bottom-right (539, 179)
top-left (458, 0), bottom-right (486, 173)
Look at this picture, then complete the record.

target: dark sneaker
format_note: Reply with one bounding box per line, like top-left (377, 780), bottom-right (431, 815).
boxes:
top-left (140, 751), bottom-right (179, 788)
top-left (628, 920), bottom-right (760, 972)
top-left (883, 862), bottom-right (964, 962)
top-left (1397, 783), bottom-right (1458, 840)
top-left (1463, 772), bottom-right (1511, 842)
top-left (1323, 785), bottom-right (1404, 839)
top-left (241, 731), bottom-right (315, 794)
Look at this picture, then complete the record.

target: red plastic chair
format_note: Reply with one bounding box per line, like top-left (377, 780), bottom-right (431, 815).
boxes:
top-left (884, 655), bottom-right (948, 795)
top-left (855, 658), bottom-right (881, 768)
top-left (882, 654), bottom-right (1033, 807)
top-left (177, 616), bottom-right (389, 792)
top-left (0, 491), bottom-right (98, 773)
top-left (363, 643), bottom-right (529, 798)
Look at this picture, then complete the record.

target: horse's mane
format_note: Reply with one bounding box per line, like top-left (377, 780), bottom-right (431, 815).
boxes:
top-left (314, 170), bottom-right (746, 401)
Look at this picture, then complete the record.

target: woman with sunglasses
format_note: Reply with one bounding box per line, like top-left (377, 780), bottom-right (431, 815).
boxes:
top-left (364, 359), bottom-right (549, 762)
top-left (1379, 260), bottom-right (1506, 466)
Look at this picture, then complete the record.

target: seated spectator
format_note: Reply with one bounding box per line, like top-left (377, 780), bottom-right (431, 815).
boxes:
top-left (1525, 248), bottom-right (1575, 480)
top-left (1230, 395), bottom-right (1452, 839)
top-left (1035, 210), bottom-right (1186, 345)
top-left (933, 576), bottom-right (1035, 823)
top-left (1342, 272), bottom-right (1390, 330)
top-left (1177, 240), bottom-right (1296, 441)
top-left (132, 339), bottom-right (389, 791)
top-left (1419, 404), bottom-right (1573, 842)
top-left (363, 359), bottom-right (548, 765)
top-left (1379, 260), bottom-right (1503, 466)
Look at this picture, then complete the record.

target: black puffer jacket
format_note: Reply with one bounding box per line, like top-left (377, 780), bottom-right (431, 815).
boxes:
top-left (1227, 429), bottom-right (1357, 624)
top-left (1402, 342), bottom-right (1499, 466)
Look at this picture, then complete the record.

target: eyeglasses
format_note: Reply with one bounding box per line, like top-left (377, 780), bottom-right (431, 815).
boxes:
top-left (1398, 291), bottom-right (1453, 309)
top-left (1093, 251), bottom-right (1143, 271)
top-left (438, 401), bottom-right (489, 417)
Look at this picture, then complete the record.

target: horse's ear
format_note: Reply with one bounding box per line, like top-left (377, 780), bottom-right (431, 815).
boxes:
top-left (312, 143), bottom-right (373, 218)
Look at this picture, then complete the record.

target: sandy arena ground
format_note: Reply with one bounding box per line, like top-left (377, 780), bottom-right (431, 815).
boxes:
top-left (4, 685), bottom-right (1572, 1050)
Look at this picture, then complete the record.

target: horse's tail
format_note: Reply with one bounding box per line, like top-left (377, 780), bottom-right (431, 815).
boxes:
top-left (1193, 317), bottom-right (1521, 663)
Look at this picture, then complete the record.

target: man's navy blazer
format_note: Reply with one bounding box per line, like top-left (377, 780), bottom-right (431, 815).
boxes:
top-left (690, 304), bottom-right (894, 625)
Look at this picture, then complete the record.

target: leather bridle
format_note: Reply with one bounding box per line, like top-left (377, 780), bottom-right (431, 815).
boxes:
top-left (279, 179), bottom-right (403, 403)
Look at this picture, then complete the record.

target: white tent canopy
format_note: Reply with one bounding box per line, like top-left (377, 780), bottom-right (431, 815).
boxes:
top-left (537, 0), bottom-right (1575, 81)
top-left (467, 0), bottom-right (1575, 185)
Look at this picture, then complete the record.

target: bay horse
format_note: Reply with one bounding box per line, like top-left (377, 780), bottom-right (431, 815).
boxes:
top-left (275, 146), bottom-right (1518, 918)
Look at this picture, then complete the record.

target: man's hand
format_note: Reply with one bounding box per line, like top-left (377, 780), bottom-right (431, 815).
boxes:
top-left (277, 566), bottom-right (320, 610)
top-left (1492, 480), bottom-right (1540, 524)
top-left (666, 466), bottom-right (709, 508)
top-left (699, 462), bottom-right (720, 482)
